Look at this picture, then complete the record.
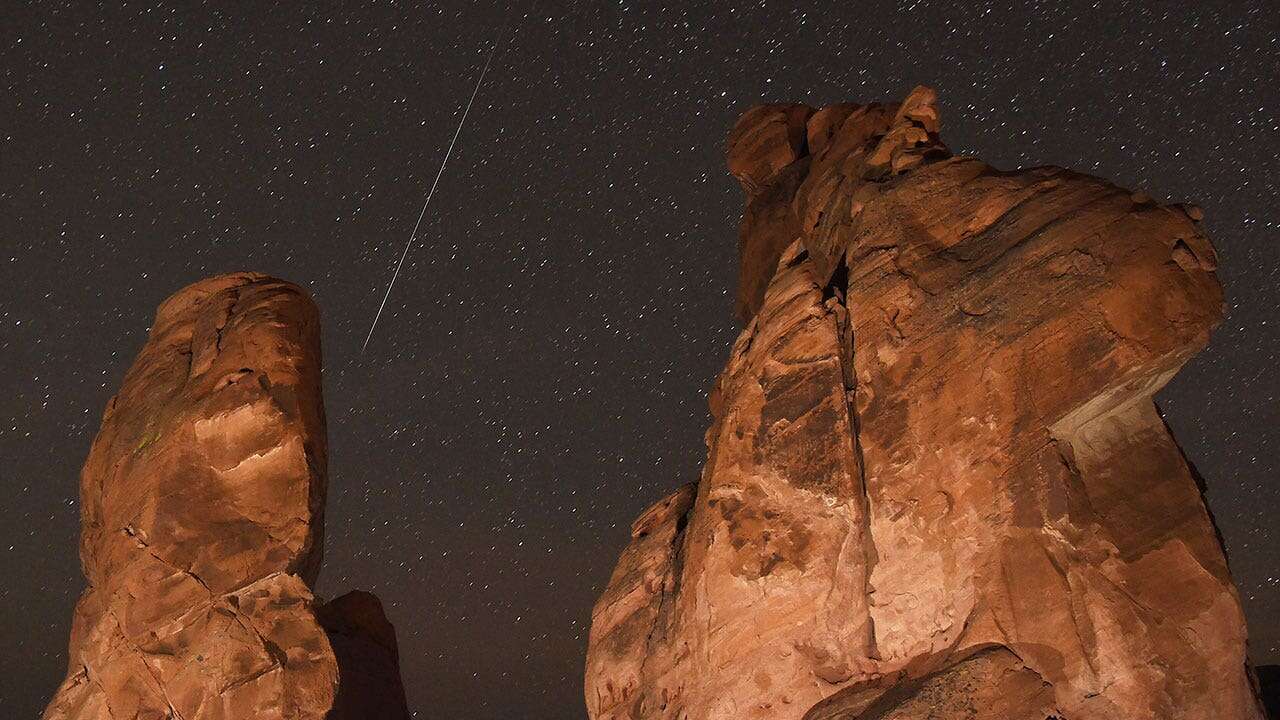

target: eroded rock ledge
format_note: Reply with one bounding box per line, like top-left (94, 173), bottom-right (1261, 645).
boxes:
top-left (585, 88), bottom-right (1266, 719)
top-left (43, 273), bottom-right (409, 720)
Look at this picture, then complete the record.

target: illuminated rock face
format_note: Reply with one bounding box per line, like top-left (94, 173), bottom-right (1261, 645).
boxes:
top-left (42, 273), bottom-right (408, 720)
top-left (585, 88), bottom-right (1266, 720)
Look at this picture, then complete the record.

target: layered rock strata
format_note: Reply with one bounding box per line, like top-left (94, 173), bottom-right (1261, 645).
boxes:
top-left (43, 273), bottom-right (408, 720)
top-left (586, 88), bottom-right (1265, 720)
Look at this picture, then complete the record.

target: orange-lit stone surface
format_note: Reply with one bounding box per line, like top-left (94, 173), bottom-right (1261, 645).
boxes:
top-left (585, 88), bottom-right (1265, 720)
top-left (42, 274), bottom-right (408, 720)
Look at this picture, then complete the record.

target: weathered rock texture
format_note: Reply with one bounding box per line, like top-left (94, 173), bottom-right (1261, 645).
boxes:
top-left (586, 88), bottom-right (1266, 719)
top-left (43, 273), bottom-right (409, 720)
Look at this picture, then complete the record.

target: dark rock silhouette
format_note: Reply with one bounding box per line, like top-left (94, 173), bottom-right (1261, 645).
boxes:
top-left (1258, 666), bottom-right (1280, 719)
top-left (318, 591), bottom-right (412, 720)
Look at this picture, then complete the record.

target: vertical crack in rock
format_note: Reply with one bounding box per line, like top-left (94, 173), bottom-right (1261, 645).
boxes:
top-left (42, 273), bottom-right (410, 720)
top-left (825, 256), bottom-right (881, 661)
top-left (635, 501), bottom-right (692, 716)
top-left (585, 87), bottom-right (1265, 720)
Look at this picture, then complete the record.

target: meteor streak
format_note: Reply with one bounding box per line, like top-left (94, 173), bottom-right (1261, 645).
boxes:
top-left (361, 31), bottom-right (507, 353)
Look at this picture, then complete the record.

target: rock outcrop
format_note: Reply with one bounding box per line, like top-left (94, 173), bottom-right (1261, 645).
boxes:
top-left (585, 88), bottom-right (1266, 719)
top-left (43, 273), bottom-right (409, 720)
top-left (1258, 666), bottom-right (1280, 719)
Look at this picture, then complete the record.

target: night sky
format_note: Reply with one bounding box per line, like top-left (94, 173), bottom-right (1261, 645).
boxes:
top-left (2, 2), bottom-right (1277, 718)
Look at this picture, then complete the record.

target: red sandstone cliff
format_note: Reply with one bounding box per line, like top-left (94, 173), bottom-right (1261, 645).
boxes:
top-left (585, 87), bottom-right (1266, 720)
top-left (42, 273), bottom-right (408, 720)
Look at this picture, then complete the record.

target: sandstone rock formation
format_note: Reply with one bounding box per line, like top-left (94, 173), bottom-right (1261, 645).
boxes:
top-left (42, 273), bottom-right (408, 720)
top-left (586, 88), bottom-right (1266, 719)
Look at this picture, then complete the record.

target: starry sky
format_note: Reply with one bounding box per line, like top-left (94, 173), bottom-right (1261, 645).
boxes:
top-left (2, 2), bottom-right (1277, 718)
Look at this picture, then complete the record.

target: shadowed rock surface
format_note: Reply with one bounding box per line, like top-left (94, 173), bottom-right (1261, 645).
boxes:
top-left (1259, 666), bottom-right (1280, 719)
top-left (41, 273), bottom-right (408, 720)
top-left (318, 591), bottom-right (412, 720)
top-left (585, 88), bottom-right (1266, 720)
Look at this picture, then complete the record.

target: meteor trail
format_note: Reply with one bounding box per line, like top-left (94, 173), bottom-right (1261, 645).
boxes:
top-left (361, 34), bottom-right (505, 353)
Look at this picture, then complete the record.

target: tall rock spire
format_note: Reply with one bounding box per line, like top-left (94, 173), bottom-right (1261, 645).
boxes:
top-left (585, 88), bottom-right (1265, 720)
top-left (43, 273), bottom-right (408, 720)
